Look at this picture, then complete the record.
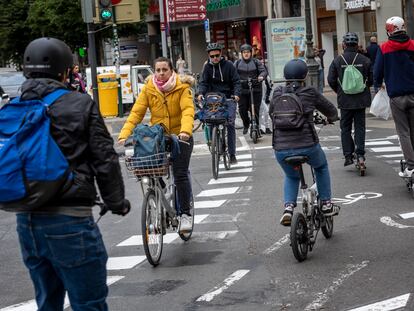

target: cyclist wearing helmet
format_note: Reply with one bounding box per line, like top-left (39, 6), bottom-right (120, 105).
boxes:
top-left (270, 59), bottom-right (339, 226)
top-left (197, 42), bottom-right (241, 164)
top-left (235, 43), bottom-right (268, 135)
top-left (374, 16), bottom-right (414, 178)
top-left (328, 32), bottom-right (372, 168)
top-left (14, 37), bottom-right (130, 310)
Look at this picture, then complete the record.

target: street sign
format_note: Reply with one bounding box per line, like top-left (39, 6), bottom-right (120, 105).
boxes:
top-left (168, 0), bottom-right (207, 22)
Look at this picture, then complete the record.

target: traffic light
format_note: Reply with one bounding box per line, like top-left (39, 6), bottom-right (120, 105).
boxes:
top-left (98, 0), bottom-right (113, 23)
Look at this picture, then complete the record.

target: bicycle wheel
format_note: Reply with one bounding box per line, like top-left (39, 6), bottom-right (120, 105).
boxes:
top-left (222, 126), bottom-right (231, 170)
top-left (211, 126), bottom-right (219, 179)
top-left (179, 195), bottom-right (195, 241)
top-left (290, 212), bottom-right (308, 262)
top-left (141, 189), bottom-right (163, 266)
top-left (321, 216), bottom-right (334, 239)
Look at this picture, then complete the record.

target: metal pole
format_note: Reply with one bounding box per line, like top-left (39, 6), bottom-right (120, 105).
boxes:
top-left (304, 0), bottom-right (319, 88)
top-left (406, 0), bottom-right (414, 38)
top-left (112, 8), bottom-right (123, 118)
top-left (87, 23), bottom-right (99, 107)
top-left (159, 0), bottom-right (168, 57)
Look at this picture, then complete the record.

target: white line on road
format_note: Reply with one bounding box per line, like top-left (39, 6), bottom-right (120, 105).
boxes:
top-left (220, 161), bottom-right (252, 169)
top-left (370, 146), bottom-right (402, 153)
top-left (220, 167), bottom-right (253, 174)
top-left (194, 200), bottom-right (226, 209)
top-left (239, 136), bottom-right (250, 150)
top-left (304, 261), bottom-right (369, 311)
top-left (0, 276), bottom-right (125, 311)
top-left (366, 135), bottom-right (399, 141)
top-left (117, 233), bottom-right (177, 247)
top-left (196, 269), bottom-right (250, 302)
top-left (365, 140), bottom-right (393, 146)
top-left (208, 176), bottom-right (248, 185)
top-left (197, 187), bottom-right (239, 197)
top-left (399, 212), bottom-right (414, 219)
top-left (263, 234), bottom-right (290, 255)
top-left (380, 216), bottom-right (414, 229)
top-left (377, 154), bottom-right (403, 158)
top-left (171, 230), bottom-right (238, 243)
top-left (237, 154), bottom-right (252, 160)
top-left (107, 256), bottom-right (146, 270)
top-left (252, 146), bottom-right (273, 150)
top-left (346, 293), bottom-right (410, 311)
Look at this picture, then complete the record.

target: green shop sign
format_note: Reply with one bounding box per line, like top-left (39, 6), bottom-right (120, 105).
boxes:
top-left (206, 0), bottom-right (241, 11)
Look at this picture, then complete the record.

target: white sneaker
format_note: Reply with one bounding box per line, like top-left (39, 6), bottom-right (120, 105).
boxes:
top-left (179, 214), bottom-right (193, 233)
top-left (399, 168), bottom-right (414, 178)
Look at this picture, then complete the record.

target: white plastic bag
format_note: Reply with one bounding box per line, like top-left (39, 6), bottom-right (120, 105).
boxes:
top-left (370, 89), bottom-right (391, 120)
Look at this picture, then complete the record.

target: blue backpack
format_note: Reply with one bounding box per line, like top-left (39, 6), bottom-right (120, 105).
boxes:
top-left (0, 89), bottom-right (71, 210)
top-left (132, 124), bottom-right (166, 167)
top-left (200, 93), bottom-right (229, 122)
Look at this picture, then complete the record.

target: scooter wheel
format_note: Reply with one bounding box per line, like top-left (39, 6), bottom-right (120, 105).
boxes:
top-left (252, 130), bottom-right (258, 144)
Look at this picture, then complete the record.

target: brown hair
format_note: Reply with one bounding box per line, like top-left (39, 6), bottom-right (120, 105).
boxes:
top-left (154, 57), bottom-right (173, 70)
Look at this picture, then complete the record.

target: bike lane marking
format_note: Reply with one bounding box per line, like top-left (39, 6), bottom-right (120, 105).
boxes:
top-left (220, 161), bottom-right (253, 169)
top-left (370, 146), bottom-right (402, 153)
top-left (194, 200), bottom-right (227, 209)
top-left (197, 187), bottom-right (239, 197)
top-left (208, 176), bottom-right (248, 184)
top-left (380, 217), bottom-right (414, 229)
top-left (346, 293), bottom-right (410, 311)
top-left (365, 140), bottom-right (393, 146)
top-left (332, 192), bottom-right (382, 205)
top-left (107, 256), bottom-right (146, 270)
top-left (196, 269), bottom-right (250, 302)
top-left (263, 234), bottom-right (290, 255)
top-left (304, 261), bottom-right (369, 311)
top-left (399, 212), bottom-right (414, 219)
top-left (220, 167), bottom-right (253, 174)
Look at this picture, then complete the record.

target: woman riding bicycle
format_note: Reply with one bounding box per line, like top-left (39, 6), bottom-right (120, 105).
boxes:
top-left (270, 59), bottom-right (339, 226)
top-left (118, 57), bottom-right (195, 233)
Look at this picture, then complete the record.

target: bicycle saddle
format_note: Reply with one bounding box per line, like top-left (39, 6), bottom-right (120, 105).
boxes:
top-left (284, 155), bottom-right (309, 166)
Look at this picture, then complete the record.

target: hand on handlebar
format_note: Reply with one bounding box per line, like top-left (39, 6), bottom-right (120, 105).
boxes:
top-left (178, 132), bottom-right (190, 141)
top-left (233, 95), bottom-right (240, 102)
top-left (197, 94), bottom-right (204, 102)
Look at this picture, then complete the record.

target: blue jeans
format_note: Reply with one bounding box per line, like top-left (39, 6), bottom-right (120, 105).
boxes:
top-left (16, 214), bottom-right (108, 311)
top-left (275, 143), bottom-right (332, 205)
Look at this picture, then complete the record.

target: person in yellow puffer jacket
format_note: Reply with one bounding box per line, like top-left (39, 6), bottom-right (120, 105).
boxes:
top-left (118, 57), bottom-right (195, 232)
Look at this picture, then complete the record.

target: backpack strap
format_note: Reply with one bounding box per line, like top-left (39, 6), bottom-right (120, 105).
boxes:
top-left (351, 53), bottom-right (358, 65)
top-left (42, 89), bottom-right (71, 107)
top-left (340, 54), bottom-right (349, 66)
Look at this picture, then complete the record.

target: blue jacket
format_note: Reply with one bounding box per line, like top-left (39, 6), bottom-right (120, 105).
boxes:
top-left (374, 36), bottom-right (414, 98)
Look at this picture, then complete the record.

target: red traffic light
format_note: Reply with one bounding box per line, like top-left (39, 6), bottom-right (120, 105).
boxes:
top-left (111, 0), bottom-right (122, 4)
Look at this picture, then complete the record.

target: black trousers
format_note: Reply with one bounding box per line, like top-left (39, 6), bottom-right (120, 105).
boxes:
top-left (172, 137), bottom-right (194, 215)
top-left (340, 108), bottom-right (366, 158)
top-left (238, 90), bottom-right (262, 129)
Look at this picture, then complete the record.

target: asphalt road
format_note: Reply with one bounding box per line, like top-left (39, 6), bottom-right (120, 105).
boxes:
top-left (2, 111), bottom-right (414, 311)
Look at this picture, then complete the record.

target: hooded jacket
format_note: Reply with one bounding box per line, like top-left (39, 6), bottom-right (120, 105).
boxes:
top-left (327, 46), bottom-right (372, 109)
top-left (374, 34), bottom-right (414, 98)
top-left (198, 57), bottom-right (241, 98)
top-left (118, 74), bottom-right (195, 140)
top-left (15, 78), bottom-right (125, 216)
top-left (235, 58), bottom-right (267, 94)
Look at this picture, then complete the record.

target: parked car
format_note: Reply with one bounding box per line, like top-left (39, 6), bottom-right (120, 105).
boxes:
top-left (0, 69), bottom-right (26, 100)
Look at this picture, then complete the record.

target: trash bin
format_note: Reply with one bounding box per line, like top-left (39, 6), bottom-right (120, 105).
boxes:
top-left (97, 73), bottom-right (118, 117)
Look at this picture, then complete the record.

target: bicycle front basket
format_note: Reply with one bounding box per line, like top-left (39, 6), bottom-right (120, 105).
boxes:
top-left (125, 152), bottom-right (169, 177)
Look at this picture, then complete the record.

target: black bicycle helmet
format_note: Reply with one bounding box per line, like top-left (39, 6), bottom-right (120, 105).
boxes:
top-left (342, 32), bottom-right (359, 46)
top-left (206, 42), bottom-right (223, 52)
top-left (23, 37), bottom-right (73, 79)
top-left (240, 44), bottom-right (252, 52)
top-left (283, 59), bottom-right (308, 81)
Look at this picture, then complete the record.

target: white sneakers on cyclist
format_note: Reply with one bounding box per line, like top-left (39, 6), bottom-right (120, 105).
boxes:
top-left (179, 214), bottom-right (193, 233)
top-left (321, 201), bottom-right (340, 216)
top-left (280, 204), bottom-right (295, 226)
top-left (399, 167), bottom-right (414, 178)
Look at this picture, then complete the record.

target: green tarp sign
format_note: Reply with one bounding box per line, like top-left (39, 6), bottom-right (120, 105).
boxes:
top-left (206, 0), bottom-right (241, 11)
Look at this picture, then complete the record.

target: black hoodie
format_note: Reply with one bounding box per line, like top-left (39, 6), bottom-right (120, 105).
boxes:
top-left (198, 57), bottom-right (241, 98)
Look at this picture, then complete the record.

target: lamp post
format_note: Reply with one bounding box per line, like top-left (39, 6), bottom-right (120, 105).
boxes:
top-left (304, 0), bottom-right (319, 88)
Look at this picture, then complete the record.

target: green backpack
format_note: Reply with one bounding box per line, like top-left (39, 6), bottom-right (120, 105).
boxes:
top-left (339, 54), bottom-right (366, 95)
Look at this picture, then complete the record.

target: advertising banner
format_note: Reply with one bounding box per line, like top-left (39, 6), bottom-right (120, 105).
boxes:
top-left (265, 17), bottom-right (306, 81)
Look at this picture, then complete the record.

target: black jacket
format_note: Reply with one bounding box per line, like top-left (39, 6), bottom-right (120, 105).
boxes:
top-left (269, 85), bottom-right (338, 151)
top-left (366, 42), bottom-right (379, 68)
top-left (235, 58), bottom-right (267, 94)
top-left (18, 78), bottom-right (125, 216)
top-left (198, 57), bottom-right (241, 98)
top-left (327, 47), bottom-right (372, 109)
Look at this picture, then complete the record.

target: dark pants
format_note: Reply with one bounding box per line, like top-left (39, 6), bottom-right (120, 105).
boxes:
top-left (173, 137), bottom-right (194, 215)
top-left (238, 90), bottom-right (262, 129)
top-left (16, 214), bottom-right (108, 311)
top-left (340, 108), bottom-right (366, 158)
top-left (391, 94), bottom-right (414, 169)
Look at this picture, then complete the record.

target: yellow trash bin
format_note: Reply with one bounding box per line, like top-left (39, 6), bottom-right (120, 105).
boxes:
top-left (97, 73), bottom-right (118, 117)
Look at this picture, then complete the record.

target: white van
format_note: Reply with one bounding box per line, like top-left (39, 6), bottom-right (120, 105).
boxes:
top-left (86, 65), bottom-right (153, 104)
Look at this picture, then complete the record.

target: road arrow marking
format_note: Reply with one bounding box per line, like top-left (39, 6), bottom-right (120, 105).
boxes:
top-left (399, 212), bottom-right (414, 219)
top-left (346, 293), bottom-right (410, 311)
top-left (380, 216), bottom-right (414, 229)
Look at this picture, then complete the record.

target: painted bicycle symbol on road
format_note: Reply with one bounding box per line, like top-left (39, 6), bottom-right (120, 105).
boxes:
top-left (332, 192), bottom-right (382, 205)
